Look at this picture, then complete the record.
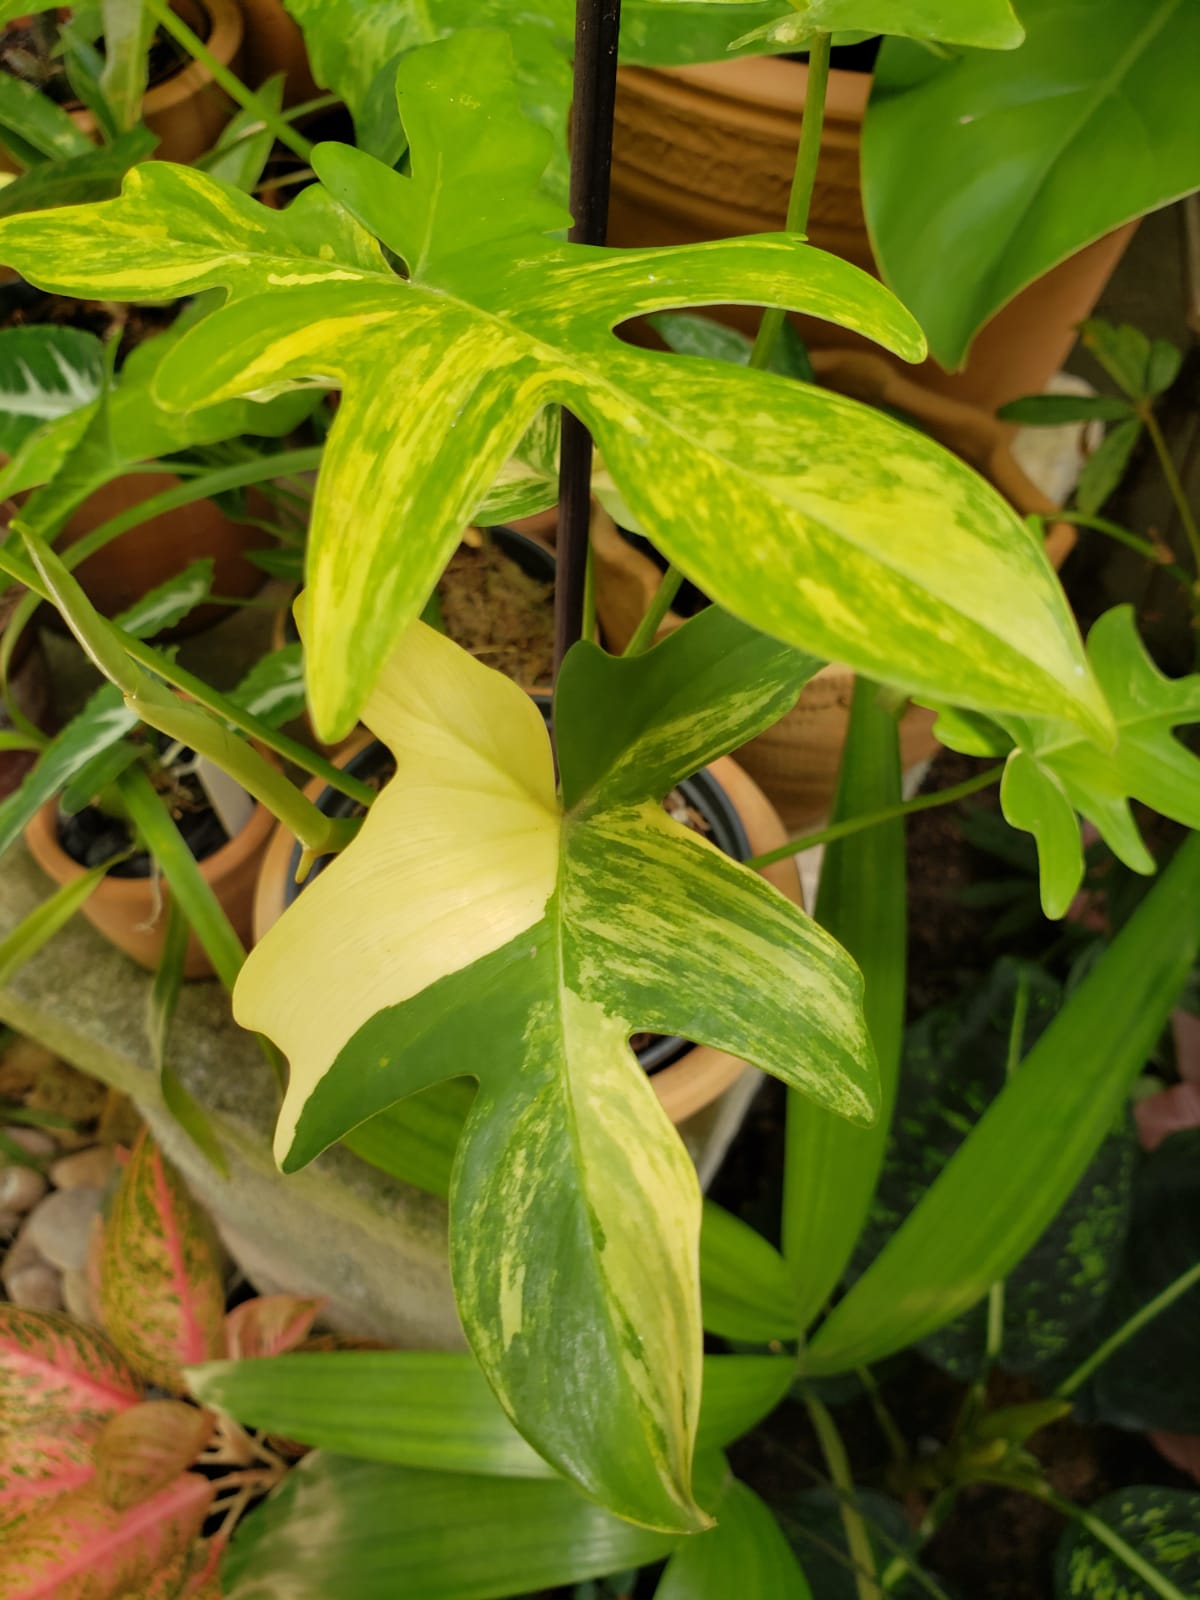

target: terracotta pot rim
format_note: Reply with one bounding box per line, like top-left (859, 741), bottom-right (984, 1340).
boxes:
top-left (624, 55), bottom-right (870, 121)
top-left (253, 741), bottom-right (801, 1131)
top-left (25, 788), bottom-right (277, 903)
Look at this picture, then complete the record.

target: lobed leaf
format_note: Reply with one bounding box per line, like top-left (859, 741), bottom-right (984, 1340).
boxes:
top-left (98, 1130), bottom-right (227, 1393)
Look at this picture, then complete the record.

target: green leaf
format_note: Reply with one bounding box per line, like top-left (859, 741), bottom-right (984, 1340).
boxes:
top-left (99, 0), bottom-right (154, 132)
top-left (1055, 1489), bottom-right (1200, 1600)
top-left (149, 897), bottom-right (228, 1175)
top-left (0, 683), bottom-right (137, 862)
top-left (187, 1350), bottom-right (790, 1477)
top-left (1079, 320), bottom-right (1175, 403)
top-left (999, 608), bottom-right (1200, 916)
top-left (802, 830), bottom-right (1200, 1375)
top-left (98, 1129), bottom-right (227, 1393)
top-left (0, 71), bottom-right (94, 164)
top-left (1145, 340), bottom-right (1184, 398)
top-left (234, 617), bottom-right (874, 1533)
top-left (0, 325), bottom-right (105, 457)
top-left (649, 309), bottom-right (814, 383)
top-left (0, 125), bottom-right (157, 221)
top-left (699, 1201), bottom-right (798, 1342)
top-left (115, 764), bottom-right (246, 990)
top-left (782, 1489), bottom-right (922, 1600)
top-left (0, 863), bottom-right (107, 986)
top-left (727, 0), bottom-right (1022, 53)
top-left (196, 73), bottom-right (286, 193)
top-left (0, 34), bottom-right (1114, 751)
top-left (655, 1474), bottom-right (811, 1599)
top-left (864, 3), bottom-right (1200, 370)
top-left (228, 643), bottom-right (307, 730)
top-left (995, 393), bottom-right (1136, 426)
top-left (1088, 1130), bottom-right (1200, 1435)
top-left (221, 1452), bottom-right (679, 1600)
top-left (341, 1083), bottom-right (473, 1199)
top-left (113, 557), bottom-right (215, 639)
top-left (784, 677), bottom-right (906, 1330)
top-left (856, 960), bottom-right (1137, 1381)
top-left (1076, 418), bottom-right (1142, 516)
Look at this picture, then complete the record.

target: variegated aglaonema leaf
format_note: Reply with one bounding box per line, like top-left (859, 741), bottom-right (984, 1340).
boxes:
top-left (0, 31), bottom-right (1111, 749)
top-left (934, 606), bottom-right (1200, 917)
top-left (234, 607), bottom-right (876, 1533)
top-left (98, 1131), bottom-right (227, 1393)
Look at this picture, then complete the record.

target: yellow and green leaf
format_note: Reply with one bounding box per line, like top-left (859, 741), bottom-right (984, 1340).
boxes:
top-left (0, 1304), bottom-right (140, 1435)
top-left (234, 611), bottom-right (873, 1532)
top-left (0, 31), bottom-right (1109, 746)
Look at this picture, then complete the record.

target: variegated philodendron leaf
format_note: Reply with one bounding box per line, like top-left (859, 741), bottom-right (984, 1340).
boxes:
top-left (932, 606), bottom-right (1200, 917)
top-left (724, 0), bottom-right (1022, 53)
top-left (98, 1131), bottom-right (227, 1394)
top-left (0, 29), bottom-right (1111, 748)
top-left (234, 608), bottom-right (875, 1533)
top-left (0, 325), bottom-right (104, 458)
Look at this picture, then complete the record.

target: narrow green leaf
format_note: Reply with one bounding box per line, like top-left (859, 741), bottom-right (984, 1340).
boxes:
top-left (803, 830), bottom-right (1200, 1374)
top-left (221, 1452), bottom-right (678, 1600)
top-left (655, 1475), bottom-right (811, 1599)
top-left (1077, 417), bottom-right (1142, 515)
top-left (699, 1202), bottom-right (798, 1342)
top-left (115, 765), bottom-right (246, 990)
top-left (60, 741), bottom-right (144, 816)
top-left (1055, 1488), bottom-right (1200, 1600)
top-left (113, 556), bottom-right (215, 640)
top-left (149, 898), bottom-right (228, 1175)
top-left (340, 1083), bottom-right (473, 1199)
top-left (0, 865), bottom-right (107, 987)
top-left (0, 126), bottom-right (156, 221)
top-left (228, 643), bottom-right (306, 731)
top-left (197, 73), bottom-right (286, 193)
top-left (0, 70), bottom-right (94, 164)
top-left (649, 309), bottom-right (814, 383)
top-left (784, 678), bottom-right (905, 1331)
top-left (1080, 321), bottom-right (1157, 401)
top-left (99, 0), bottom-right (154, 132)
top-left (1145, 339), bottom-right (1184, 398)
top-left (996, 393), bottom-right (1136, 426)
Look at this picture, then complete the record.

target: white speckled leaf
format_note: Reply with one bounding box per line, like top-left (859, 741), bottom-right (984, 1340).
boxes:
top-left (235, 613), bottom-right (874, 1534)
top-left (0, 33), bottom-right (1107, 746)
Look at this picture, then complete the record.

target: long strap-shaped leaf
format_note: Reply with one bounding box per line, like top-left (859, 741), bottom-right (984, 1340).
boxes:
top-left (803, 829), bottom-right (1200, 1374)
top-left (654, 1473), bottom-right (811, 1600)
top-left (785, 678), bottom-right (906, 1330)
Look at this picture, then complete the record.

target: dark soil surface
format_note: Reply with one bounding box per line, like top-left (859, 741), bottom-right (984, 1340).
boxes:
top-left (0, 279), bottom-right (178, 360)
top-left (1, 10), bottom-right (208, 105)
top-left (59, 767), bottom-right (229, 876)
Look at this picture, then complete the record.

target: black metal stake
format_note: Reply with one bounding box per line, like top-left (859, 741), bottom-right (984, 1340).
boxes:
top-left (554, 0), bottom-right (623, 679)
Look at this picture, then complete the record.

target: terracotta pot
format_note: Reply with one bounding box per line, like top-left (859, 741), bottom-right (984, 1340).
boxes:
top-left (253, 739), bottom-right (802, 1132)
top-left (609, 57), bottom-right (1137, 412)
top-left (593, 349), bottom-right (1077, 832)
top-left (232, 0), bottom-right (318, 104)
top-left (25, 790), bottom-right (276, 979)
top-left (55, 470), bottom-right (266, 637)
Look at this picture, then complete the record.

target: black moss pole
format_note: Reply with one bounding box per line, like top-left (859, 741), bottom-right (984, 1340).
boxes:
top-left (553, 0), bottom-right (623, 680)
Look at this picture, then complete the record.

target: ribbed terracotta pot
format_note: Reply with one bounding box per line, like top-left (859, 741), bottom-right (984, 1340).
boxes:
top-left (25, 792), bottom-right (276, 978)
top-left (593, 349), bottom-right (1077, 832)
top-left (609, 56), bottom-right (1136, 412)
top-left (253, 740), bottom-right (802, 1131)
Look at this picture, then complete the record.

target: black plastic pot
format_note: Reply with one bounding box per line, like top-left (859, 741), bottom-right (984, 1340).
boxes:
top-left (282, 722), bottom-right (751, 1075)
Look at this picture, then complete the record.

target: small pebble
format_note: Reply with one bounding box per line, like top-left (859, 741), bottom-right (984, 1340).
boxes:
top-left (0, 1209), bottom-right (20, 1238)
top-left (1, 1218), bottom-right (45, 1291)
top-left (0, 1165), bottom-right (48, 1213)
top-left (1, 1125), bottom-right (55, 1157)
top-left (6, 1263), bottom-right (64, 1312)
top-left (61, 1267), bottom-right (97, 1325)
top-left (25, 1186), bottom-right (103, 1273)
top-left (49, 1147), bottom-right (116, 1192)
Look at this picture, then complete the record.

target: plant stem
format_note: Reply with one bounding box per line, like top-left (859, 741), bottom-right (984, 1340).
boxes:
top-left (881, 1489), bottom-right (957, 1593)
top-left (622, 564), bottom-right (684, 655)
top-left (142, 0), bottom-right (314, 163)
top-left (856, 1365), bottom-right (909, 1469)
top-left (746, 764), bottom-right (1004, 871)
top-left (1032, 1487), bottom-right (1194, 1600)
top-left (1142, 405), bottom-right (1200, 579)
top-left (1056, 1259), bottom-right (1200, 1400)
top-left (1039, 509), bottom-right (1196, 598)
top-left (802, 1384), bottom-right (882, 1600)
top-left (555, 0), bottom-right (622, 677)
top-left (748, 31), bottom-right (831, 372)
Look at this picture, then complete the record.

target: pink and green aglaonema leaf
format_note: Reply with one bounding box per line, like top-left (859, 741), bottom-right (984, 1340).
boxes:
top-left (0, 1304), bottom-right (140, 1434)
top-left (94, 1401), bottom-right (215, 1512)
top-left (223, 1295), bottom-right (326, 1360)
top-left (0, 1429), bottom-right (98, 1539)
top-left (98, 1131), bottom-right (226, 1393)
top-left (0, 32), bottom-right (1110, 752)
top-left (0, 1472), bottom-right (214, 1600)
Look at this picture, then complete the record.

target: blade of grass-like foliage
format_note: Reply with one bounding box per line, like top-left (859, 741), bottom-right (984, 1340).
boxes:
top-left (0, 126), bottom-right (156, 221)
top-left (699, 1201), bottom-right (798, 1342)
top-left (0, 864), bottom-right (107, 986)
top-left (803, 831), bottom-right (1200, 1374)
top-left (99, 0), bottom-right (155, 131)
top-left (0, 71), bottom-right (94, 164)
top-left (785, 679), bottom-right (905, 1331)
top-left (655, 1473), bottom-right (811, 1599)
top-left (196, 74), bottom-right (286, 192)
top-left (149, 898), bottom-right (228, 1176)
